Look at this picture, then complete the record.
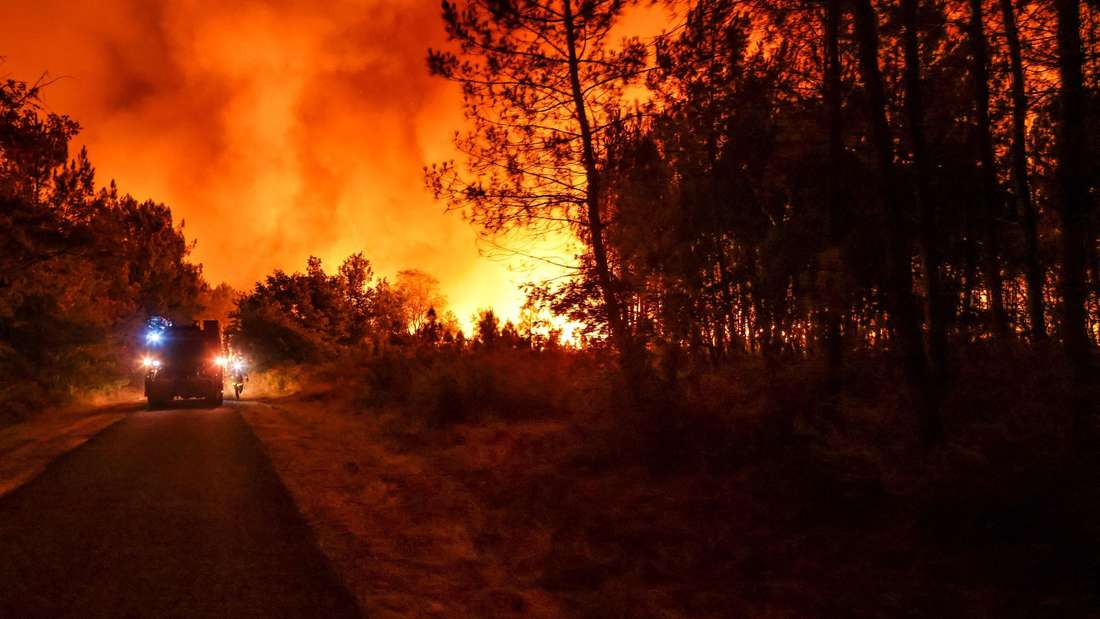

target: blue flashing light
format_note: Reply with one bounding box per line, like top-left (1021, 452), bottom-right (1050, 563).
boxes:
top-left (146, 331), bottom-right (163, 345)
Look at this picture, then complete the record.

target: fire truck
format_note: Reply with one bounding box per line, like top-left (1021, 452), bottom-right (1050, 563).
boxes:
top-left (140, 318), bottom-right (225, 409)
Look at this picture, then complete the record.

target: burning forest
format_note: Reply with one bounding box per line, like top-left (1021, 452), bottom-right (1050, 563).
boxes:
top-left (2, 0), bottom-right (1100, 616)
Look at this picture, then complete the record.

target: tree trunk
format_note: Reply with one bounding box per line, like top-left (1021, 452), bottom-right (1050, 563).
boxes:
top-left (967, 0), bottom-right (1008, 339)
top-left (902, 0), bottom-right (947, 379)
top-left (821, 0), bottom-right (845, 405)
top-left (851, 0), bottom-right (939, 443)
top-left (561, 0), bottom-right (635, 373)
top-left (1054, 0), bottom-right (1092, 392)
top-left (998, 0), bottom-right (1045, 341)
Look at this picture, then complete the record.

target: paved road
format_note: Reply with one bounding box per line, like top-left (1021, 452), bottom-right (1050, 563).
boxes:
top-left (0, 403), bottom-right (363, 618)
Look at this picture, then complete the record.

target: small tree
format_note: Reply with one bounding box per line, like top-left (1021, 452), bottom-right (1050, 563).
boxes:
top-left (395, 269), bottom-right (446, 333)
top-left (417, 307), bottom-right (444, 345)
top-left (339, 253), bottom-right (374, 344)
top-left (475, 309), bottom-right (501, 350)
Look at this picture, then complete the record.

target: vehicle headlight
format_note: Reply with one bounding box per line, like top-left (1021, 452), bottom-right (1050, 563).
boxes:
top-left (141, 356), bottom-right (160, 368)
top-left (232, 360), bottom-right (244, 372)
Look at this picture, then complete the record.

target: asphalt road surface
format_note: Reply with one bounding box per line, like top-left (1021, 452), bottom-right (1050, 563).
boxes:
top-left (0, 402), bottom-right (364, 618)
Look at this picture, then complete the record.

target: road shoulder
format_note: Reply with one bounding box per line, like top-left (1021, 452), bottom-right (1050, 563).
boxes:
top-left (0, 402), bottom-right (136, 497)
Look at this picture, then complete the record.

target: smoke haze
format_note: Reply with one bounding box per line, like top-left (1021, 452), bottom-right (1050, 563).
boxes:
top-left (0, 0), bottom-right (555, 324)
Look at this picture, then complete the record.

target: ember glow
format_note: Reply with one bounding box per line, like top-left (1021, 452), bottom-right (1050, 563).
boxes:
top-left (0, 0), bottom-right (668, 325)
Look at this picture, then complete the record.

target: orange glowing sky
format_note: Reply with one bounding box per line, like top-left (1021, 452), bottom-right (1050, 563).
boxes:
top-left (1, 0), bottom-right (669, 326)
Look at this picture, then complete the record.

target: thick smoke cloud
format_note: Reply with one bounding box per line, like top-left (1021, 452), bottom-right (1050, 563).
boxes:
top-left (0, 0), bottom-right (543, 324)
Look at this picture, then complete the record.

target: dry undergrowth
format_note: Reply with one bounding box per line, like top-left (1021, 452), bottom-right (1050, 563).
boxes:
top-left (240, 349), bottom-right (1100, 617)
top-left (243, 394), bottom-right (573, 618)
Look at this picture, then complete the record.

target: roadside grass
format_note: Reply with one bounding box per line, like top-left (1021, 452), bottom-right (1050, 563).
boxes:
top-left (242, 346), bottom-right (1100, 617)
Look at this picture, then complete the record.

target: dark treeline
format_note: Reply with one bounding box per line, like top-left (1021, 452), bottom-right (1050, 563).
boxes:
top-left (429, 0), bottom-right (1100, 442)
top-left (0, 78), bottom-right (224, 416)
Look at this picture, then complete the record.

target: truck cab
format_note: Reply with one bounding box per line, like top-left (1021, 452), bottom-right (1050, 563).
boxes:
top-left (142, 319), bottom-right (225, 409)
